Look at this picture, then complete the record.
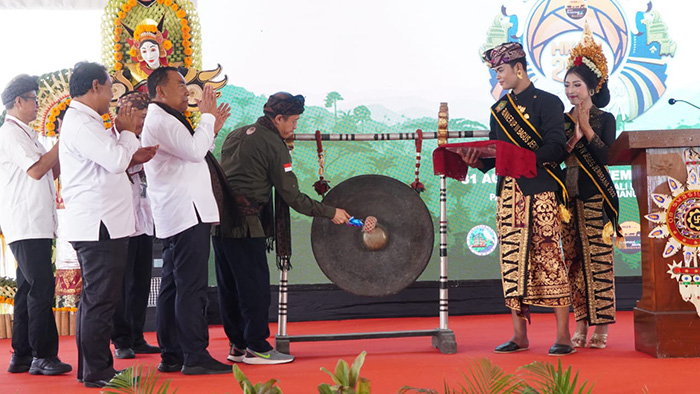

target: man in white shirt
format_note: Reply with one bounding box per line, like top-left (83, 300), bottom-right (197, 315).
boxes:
top-left (142, 66), bottom-right (231, 375)
top-left (59, 62), bottom-right (157, 388)
top-left (0, 75), bottom-right (71, 376)
top-left (111, 91), bottom-right (160, 360)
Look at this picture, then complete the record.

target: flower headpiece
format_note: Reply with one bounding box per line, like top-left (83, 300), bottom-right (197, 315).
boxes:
top-left (566, 22), bottom-right (608, 93)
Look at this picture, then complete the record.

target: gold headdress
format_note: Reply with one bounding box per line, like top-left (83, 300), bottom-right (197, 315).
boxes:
top-left (566, 22), bottom-right (608, 93)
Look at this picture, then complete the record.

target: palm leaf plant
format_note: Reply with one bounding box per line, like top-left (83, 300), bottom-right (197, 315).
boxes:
top-left (399, 358), bottom-right (524, 394)
top-left (518, 358), bottom-right (594, 394)
top-left (101, 364), bottom-right (178, 394)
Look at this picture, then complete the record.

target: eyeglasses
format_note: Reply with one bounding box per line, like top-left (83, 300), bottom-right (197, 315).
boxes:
top-left (20, 95), bottom-right (39, 104)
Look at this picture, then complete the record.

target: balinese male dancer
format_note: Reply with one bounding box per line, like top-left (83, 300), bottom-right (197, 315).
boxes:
top-left (458, 42), bottom-right (575, 356)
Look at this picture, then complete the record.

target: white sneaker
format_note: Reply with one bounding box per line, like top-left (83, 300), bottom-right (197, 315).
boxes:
top-left (227, 345), bottom-right (246, 363)
top-left (243, 349), bottom-right (295, 365)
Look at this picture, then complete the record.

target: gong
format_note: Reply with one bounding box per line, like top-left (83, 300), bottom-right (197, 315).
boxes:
top-left (311, 174), bottom-right (434, 297)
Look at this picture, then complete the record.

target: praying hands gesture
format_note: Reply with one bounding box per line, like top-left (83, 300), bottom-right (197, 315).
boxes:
top-left (196, 85), bottom-right (217, 116)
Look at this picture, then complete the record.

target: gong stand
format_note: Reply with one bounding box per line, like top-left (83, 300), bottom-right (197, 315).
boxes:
top-left (275, 103), bottom-right (488, 355)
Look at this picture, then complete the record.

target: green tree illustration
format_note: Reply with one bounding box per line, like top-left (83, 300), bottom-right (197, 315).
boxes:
top-left (353, 105), bottom-right (372, 131)
top-left (324, 91), bottom-right (344, 118)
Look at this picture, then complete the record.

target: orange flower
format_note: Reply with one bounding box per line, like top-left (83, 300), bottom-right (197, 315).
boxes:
top-left (182, 31), bottom-right (191, 40)
top-left (114, 34), bottom-right (121, 42)
top-left (184, 48), bottom-right (193, 55)
top-left (164, 0), bottom-right (172, 6)
top-left (156, 0), bottom-right (163, 3)
top-left (51, 107), bottom-right (61, 116)
top-left (47, 122), bottom-right (56, 131)
top-left (115, 52), bottom-right (123, 61)
top-left (182, 40), bottom-right (191, 48)
top-left (171, 4), bottom-right (179, 12)
top-left (118, 11), bottom-right (126, 19)
top-left (114, 17), bottom-right (121, 26)
top-left (123, 4), bottom-right (132, 12)
top-left (176, 9), bottom-right (186, 18)
top-left (129, 48), bottom-right (138, 57)
top-left (182, 25), bottom-right (190, 34)
top-left (66, 98), bottom-right (72, 104)
top-left (115, 26), bottom-right (123, 35)
top-left (47, 131), bottom-right (56, 137)
top-left (114, 43), bottom-right (122, 51)
top-left (184, 57), bottom-right (193, 67)
top-left (115, 62), bottom-right (123, 71)
top-left (163, 40), bottom-right (172, 50)
top-left (58, 102), bottom-right (66, 110)
top-left (184, 111), bottom-right (192, 117)
top-left (127, 0), bottom-right (137, 6)
top-left (180, 19), bottom-right (188, 26)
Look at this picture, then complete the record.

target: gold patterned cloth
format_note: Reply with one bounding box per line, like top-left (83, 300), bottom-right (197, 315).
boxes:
top-left (561, 195), bottom-right (616, 325)
top-left (497, 177), bottom-right (571, 319)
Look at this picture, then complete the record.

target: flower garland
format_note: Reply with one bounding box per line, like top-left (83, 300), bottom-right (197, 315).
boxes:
top-left (45, 97), bottom-right (71, 137)
top-left (112, 0), bottom-right (193, 71)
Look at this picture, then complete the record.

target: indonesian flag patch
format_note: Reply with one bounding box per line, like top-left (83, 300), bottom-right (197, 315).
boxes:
top-left (284, 163), bottom-right (292, 172)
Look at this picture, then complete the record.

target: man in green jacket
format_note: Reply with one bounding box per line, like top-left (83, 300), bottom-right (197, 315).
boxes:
top-left (216, 92), bottom-right (350, 365)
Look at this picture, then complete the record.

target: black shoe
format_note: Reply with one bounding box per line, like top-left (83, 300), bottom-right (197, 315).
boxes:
top-left (494, 341), bottom-right (529, 354)
top-left (132, 342), bottom-right (160, 354)
top-left (84, 379), bottom-right (111, 388)
top-left (548, 343), bottom-right (576, 356)
top-left (28, 356), bottom-right (73, 375)
top-left (114, 347), bottom-right (136, 359)
top-left (158, 361), bottom-right (183, 373)
top-left (181, 358), bottom-right (232, 375)
top-left (7, 354), bottom-right (32, 373)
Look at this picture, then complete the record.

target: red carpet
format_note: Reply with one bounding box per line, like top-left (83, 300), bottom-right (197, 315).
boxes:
top-left (1, 311), bottom-right (696, 393)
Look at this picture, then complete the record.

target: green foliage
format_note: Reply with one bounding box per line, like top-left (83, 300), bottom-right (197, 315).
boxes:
top-left (518, 359), bottom-right (594, 394)
top-left (101, 365), bottom-right (177, 394)
top-left (400, 358), bottom-right (596, 394)
top-left (318, 351), bottom-right (371, 394)
top-left (399, 358), bottom-right (523, 394)
top-left (233, 365), bottom-right (283, 394)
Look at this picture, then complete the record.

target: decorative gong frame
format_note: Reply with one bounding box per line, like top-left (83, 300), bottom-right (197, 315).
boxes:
top-left (274, 103), bottom-right (488, 355)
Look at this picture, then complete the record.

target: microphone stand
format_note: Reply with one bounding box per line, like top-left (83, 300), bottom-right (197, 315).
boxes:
top-left (668, 98), bottom-right (700, 112)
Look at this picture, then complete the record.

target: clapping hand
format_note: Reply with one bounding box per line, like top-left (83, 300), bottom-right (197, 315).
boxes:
top-left (114, 103), bottom-right (139, 135)
top-left (214, 103), bottom-right (231, 135)
top-left (131, 145), bottom-right (159, 165)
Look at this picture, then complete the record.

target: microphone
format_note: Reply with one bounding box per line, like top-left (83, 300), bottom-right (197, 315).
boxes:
top-left (668, 98), bottom-right (700, 111)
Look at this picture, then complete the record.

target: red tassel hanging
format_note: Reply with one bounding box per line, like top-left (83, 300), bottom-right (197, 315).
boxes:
top-left (312, 130), bottom-right (331, 196)
top-left (410, 129), bottom-right (425, 193)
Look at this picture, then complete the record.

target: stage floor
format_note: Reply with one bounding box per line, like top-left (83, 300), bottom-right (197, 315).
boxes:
top-left (0, 311), bottom-right (696, 393)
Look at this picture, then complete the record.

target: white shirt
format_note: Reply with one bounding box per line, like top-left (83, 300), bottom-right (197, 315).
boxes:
top-left (59, 100), bottom-right (140, 241)
top-left (142, 103), bottom-right (218, 238)
top-left (127, 163), bottom-right (154, 237)
top-left (0, 115), bottom-right (57, 244)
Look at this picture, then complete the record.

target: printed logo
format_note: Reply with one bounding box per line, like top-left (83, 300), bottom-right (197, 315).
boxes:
top-left (284, 163), bottom-right (292, 173)
top-left (466, 225), bottom-right (498, 256)
top-left (482, 0), bottom-right (676, 121)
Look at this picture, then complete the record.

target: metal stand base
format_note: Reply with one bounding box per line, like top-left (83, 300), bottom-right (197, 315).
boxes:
top-left (275, 328), bottom-right (457, 355)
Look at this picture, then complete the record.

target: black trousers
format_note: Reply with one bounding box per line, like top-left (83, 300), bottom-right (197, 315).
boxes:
top-left (156, 222), bottom-right (212, 366)
top-left (212, 237), bottom-right (272, 352)
top-left (112, 234), bottom-right (154, 349)
top-left (8, 238), bottom-right (59, 358)
top-left (71, 226), bottom-right (128, 383)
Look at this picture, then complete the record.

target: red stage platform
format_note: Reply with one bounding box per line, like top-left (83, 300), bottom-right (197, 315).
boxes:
top-left (1, 311), bottom-right (695, 393)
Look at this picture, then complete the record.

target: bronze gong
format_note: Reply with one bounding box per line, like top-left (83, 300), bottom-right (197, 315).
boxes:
top-left (311, 174), bottom-right (434, 297)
